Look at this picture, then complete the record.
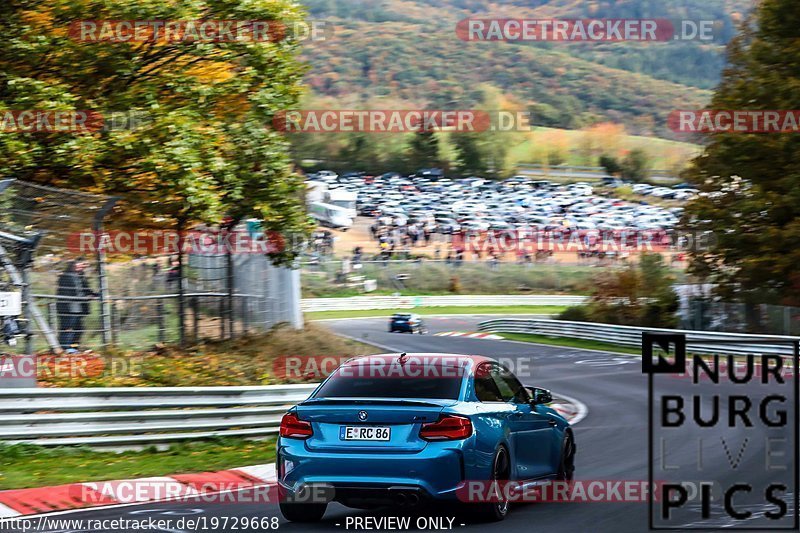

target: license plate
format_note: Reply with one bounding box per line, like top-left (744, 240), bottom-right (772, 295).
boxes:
top-left (340, 426), bottom-right (391, 441)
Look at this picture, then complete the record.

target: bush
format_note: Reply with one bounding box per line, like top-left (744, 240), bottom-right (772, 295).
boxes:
top-left (558, 306), bottom-right (590, 322)
top-left (583, 252), bottom-right (679, 327)
top-left (448, 275), bottom-right (462, 294)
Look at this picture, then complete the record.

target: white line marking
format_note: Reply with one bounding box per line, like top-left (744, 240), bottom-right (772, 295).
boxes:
top-left (553, 392), bottom-right (589, 426)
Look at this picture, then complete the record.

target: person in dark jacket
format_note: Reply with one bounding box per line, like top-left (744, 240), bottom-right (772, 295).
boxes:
top-left (56, 259), bottom-right (97, 352)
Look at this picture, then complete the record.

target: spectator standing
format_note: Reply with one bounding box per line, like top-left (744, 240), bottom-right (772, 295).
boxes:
top-left (56, 258), bottom-right (97, 353)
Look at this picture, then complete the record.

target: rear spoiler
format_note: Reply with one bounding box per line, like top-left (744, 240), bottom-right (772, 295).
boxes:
top-left (301, 398), bottom-right (453, 408)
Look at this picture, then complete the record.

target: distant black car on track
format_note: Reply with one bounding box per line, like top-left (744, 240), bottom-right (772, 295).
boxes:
top-left (389, 313), bottom-right (426, 334)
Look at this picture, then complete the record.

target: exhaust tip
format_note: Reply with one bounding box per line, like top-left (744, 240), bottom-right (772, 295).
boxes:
top-left (407, 493), bottom-right (420, 506)
top-left (396, 493), bottom-right (407, 506)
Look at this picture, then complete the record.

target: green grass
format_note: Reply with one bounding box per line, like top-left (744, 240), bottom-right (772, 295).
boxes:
top-left (307, 305), bottom-right (568, 321)
top-left (506, 126), bottom-right (702, 170)
top-left (0, 438), bottom-right (276, 490)
top-left (498, 332), bottom-right (641, 355)
top-left (302, 262), bottom-right (601, 298)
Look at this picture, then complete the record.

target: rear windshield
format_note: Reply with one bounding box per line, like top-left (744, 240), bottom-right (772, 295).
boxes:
top-left (313, 365), bottom-right (463, 399)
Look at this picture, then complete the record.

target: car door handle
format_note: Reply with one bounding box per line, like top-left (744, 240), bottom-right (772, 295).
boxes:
top-left (512, 412), bottom-right (524, 418)
top-left (548, 419), bottom-right (557, 426)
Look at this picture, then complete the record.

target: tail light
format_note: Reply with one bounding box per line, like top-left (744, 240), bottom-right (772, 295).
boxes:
top-left (419, 415), bottom-right (472, 441)
top-left (280, 412), bottom-right (313, 439)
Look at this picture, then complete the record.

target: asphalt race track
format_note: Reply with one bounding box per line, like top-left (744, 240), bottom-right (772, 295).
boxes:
top-left (7, 315), bottom-right (796, 532)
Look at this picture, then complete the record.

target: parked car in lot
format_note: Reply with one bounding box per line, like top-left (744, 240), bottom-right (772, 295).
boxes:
top-left (338, 172), bottom-right (690, 239)
top-left (277, 353), bottom-right (575, 522)
top-left (388, 313), bottom-right (426, 334)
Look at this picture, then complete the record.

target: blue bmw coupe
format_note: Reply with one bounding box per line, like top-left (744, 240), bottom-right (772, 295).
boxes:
top-left (276, 353), bottom-right (575, 522)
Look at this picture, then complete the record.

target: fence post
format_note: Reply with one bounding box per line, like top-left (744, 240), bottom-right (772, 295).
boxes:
top-left (47, 301), bottom-right (56, 331)
top-left (226, 244), bottom-right (235, 339)
top-left (176, 218), bottom-right (187, 346)
top-left (110, 300), bottom-right (118, 346)
top-left (156, 298), bottom-right (165, 343)
top-left (191, 296), bottom-right (199, 341)
top-left (21, 267), bottom-right (33, 356)
top-left (242, 296), bottom-right (249, 334)
top-left (93, 198), bottom-right (119, 348)
top-left (219, 297), bottom-right (226, 339)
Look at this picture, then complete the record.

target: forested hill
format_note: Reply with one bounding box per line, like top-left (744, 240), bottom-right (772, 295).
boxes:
top-left (299, 0), bottom-right (753, 138)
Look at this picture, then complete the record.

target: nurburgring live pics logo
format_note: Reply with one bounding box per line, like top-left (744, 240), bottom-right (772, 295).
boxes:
top-left (643, 333), bottom-right (798, 529)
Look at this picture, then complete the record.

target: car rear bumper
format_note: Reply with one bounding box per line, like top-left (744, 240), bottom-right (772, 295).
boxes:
top-left (278, 482), bottom-right (436, 508)
top-left (277, 440), bottom-right (465, 500)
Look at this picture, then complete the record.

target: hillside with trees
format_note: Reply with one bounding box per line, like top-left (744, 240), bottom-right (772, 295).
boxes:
top-left (299, 0), bottom-right (753, 139)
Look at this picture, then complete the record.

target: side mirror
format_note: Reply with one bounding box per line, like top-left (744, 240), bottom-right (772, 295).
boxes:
top-left (528, 387), bottom-right (552, 405)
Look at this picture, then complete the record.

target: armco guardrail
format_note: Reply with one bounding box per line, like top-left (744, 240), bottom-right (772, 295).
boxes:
top-left (0, 384), bottom-right (318, 447)
top-left (302, 295), bottom-right (587, 312)
top-left (478, 319), bottom-right (799, 356)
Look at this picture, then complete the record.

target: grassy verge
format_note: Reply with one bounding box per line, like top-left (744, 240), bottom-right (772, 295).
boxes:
top-left (38, 322), bottom-right (378, 387)
top-left (0, 438), bottom-right (276, 491)
top-left (302, 263), bottom-right (599, 298)
top-left (497, 332), bottom-right (641, 355)
top-left (307, 305), bottom-right (568, 321)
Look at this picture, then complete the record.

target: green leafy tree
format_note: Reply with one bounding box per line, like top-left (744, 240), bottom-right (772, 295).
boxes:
top-left (407, 129), bottom-right (440, 170)
top-left (599, 154), bottom-right (622, 176)
top-left (562, 253), bottom-right (678, 327)
top-left (451, 133), bottom-right (486, 176)
top-left (682, 0), bottom-right (800, 307)
top-left (620, 149), bottom-right (651, 182)
top-left (0, 0), bottom-right (310, 343)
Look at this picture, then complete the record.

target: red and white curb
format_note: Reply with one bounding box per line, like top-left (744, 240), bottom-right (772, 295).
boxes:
top-left (0, 464), bottom-right (277, 518)
top-left (435, 331), bottom-right (504, 340)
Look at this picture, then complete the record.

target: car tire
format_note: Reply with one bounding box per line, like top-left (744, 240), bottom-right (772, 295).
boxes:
top-left (471, 446), bottom-right (511, 522)
top-left (279, 501), bottom-right (327, 523)
top-left (556, 432), bottom-right (576, 481)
